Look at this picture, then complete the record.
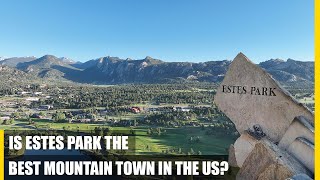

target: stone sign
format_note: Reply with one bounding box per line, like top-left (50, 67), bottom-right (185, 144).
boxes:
top-left (214, 53), bottom-right (314, 143)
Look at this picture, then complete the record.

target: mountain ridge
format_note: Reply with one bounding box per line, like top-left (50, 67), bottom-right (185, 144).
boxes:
top-left (16, 55), bottom-right (81, 79)
top-left (2, 54), bottom-right (314, 86)
top-left (0, 56), bottom-right (37, 67)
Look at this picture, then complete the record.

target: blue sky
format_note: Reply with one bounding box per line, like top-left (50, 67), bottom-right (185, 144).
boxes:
top-left (0, 0), bottom-right (314, 63)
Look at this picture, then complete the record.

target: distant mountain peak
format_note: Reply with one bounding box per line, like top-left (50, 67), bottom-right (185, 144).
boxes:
top-left (144, 56), bottom-right (153, 60)
top-left (269, 58), bottom-right (285, 62)
top-left (102, 56), bottom-right (122, 62)
top-left (287, 58), bottom-right (299, 62)
top-left (142, 56), bottom-right (163, 65)
top-left (34, 55), bottom-right (65, 65)
top-left (41, 54), bottom-right (57, 59)
top-left (59, 57), bottom-right (75, 64)
top-left (17, 54), bottom-right (77, 71)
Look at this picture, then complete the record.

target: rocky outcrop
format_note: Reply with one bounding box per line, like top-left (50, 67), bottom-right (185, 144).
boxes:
top-left (214, 53), bottom-right (313, 143)
top-left (214, 53), bottom-right (314, 179)
top-left (237, 140), bottom-right (312, 180)
top-left (233, 132), bottom-right (258, 167)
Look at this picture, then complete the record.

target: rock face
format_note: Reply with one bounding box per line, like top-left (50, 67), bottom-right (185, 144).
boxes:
top-left (233, 132), bottom-right (258, 167)
top-left (291, 174), bottom-right (314, 180)
top-left (214, 53), bottom-right (313, 143)
top-left (237, 140), bottom-right (312, 180)
top-left (279, 116), bottom-right (314, 150)
top-left (287, 138), bottom-right (314, 173)
top-left (228, 144), bottom-right (238, 167)
top-left (214, 53), bottom-right (314, 179)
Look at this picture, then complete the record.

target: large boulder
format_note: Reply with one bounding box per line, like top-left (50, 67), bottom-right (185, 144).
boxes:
top-left (214, 53), bottom-right (313, 143)
top-left (214, 53), bottom-right (314, 178)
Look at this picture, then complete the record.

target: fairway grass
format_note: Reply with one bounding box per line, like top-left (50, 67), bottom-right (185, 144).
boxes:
top-left (134, 127), bottom-right (236, 155)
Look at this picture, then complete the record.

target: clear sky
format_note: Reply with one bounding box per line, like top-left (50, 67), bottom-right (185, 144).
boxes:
top-left (0, 0), bottom-right (314, 63)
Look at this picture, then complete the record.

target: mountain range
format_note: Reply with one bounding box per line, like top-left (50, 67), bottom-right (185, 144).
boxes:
top-left (0, 54), bottom-right (314, 86)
